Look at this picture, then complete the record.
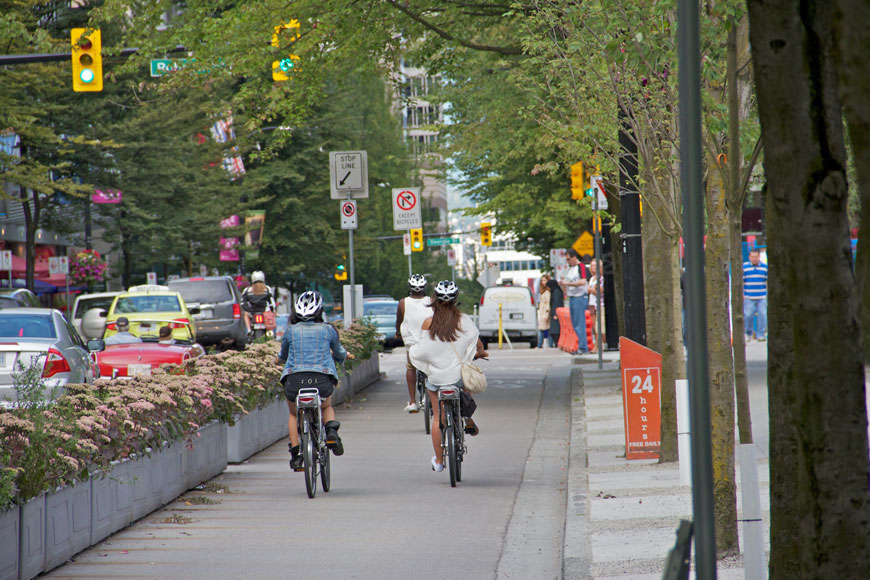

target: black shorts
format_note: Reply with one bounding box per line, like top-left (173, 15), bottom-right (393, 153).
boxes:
top-left (282, 372), bottom-right (336, 401)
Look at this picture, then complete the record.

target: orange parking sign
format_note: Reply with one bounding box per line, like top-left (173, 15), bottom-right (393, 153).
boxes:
top-left (620, 337), bottom-right (662, 459)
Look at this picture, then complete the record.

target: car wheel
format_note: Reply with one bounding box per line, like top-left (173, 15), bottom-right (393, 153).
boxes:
top-left (528, 337), bottom-right (538, 349)
top-left (233, 339), bottom-right (246, 351)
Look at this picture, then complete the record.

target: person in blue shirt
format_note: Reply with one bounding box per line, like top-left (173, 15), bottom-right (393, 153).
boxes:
top-left (743, 249), bottom-right (769, 342)
top-left (277, 291), bottom-right (352, 470)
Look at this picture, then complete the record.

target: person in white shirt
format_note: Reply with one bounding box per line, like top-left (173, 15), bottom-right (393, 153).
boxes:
top-left (410, 280), bottom-right (488, 473)
top-left (395, 274), bottom-right (431, 412)
top-left (558, 248), bottom-right (589, 354)
top-left (105, 317), bottom-right (142, 345)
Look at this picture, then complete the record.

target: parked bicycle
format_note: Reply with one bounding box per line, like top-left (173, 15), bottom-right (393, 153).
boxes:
top-left (295, 387), bottom-right (331, 498)
top-left (416, 369), bottom-right (433, 434)
top-left (437, 384), bottom-right (466, 487)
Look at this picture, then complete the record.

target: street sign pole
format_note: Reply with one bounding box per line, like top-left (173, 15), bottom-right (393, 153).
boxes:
top-left (593, 196), bottom-right (603, 369)
top-left (407, 230), bottom-right (413, 277)
top-left (347, 193), bottom-right (356, 323)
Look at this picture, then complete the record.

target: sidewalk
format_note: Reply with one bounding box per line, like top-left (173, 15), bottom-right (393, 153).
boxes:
top-left (565, 356), bottom-right (771, 579)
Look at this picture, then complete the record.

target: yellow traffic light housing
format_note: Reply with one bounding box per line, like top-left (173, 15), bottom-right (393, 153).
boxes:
top-left (570, 161), bottom-right (585, 200)
top-left (334, 263), bottom-right (347, 281)
top-left (272, 20), bottom-right (301, 81)
top-left (71, 28), bottom-right (103, 92)
top-left (480, 222), bottom-right (492, 246)
top-left (410, 228), bottom-right (423, 252)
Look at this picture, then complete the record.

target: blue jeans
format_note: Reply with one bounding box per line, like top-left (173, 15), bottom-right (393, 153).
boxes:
top-left (569, 295), bottom-right (589, 353)
top-left (537, 329), bottom-right (548, 348)
top-left (744, 297), bottom-right (767, 339)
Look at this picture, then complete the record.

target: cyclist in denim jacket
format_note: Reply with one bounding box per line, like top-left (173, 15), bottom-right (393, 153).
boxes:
top-left (277, 291), bottom-right (351, 470)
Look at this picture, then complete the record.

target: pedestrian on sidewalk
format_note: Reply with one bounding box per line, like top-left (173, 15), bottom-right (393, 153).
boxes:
top-left (587, 259), bottom-right (604, 353)
top-left (558, 248), bottom-right (589, 354)
top-left (537, 275), bottom-right (552, 348)
top-left (546, 278), bottom-right (563, 348)
top-left (409, 281), bottom-right (488, 473)
top-left (743, 248), bottom-right (768, 342)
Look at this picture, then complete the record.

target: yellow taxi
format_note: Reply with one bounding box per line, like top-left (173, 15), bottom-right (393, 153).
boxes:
top-left (102, 285), bottom-right (198, 342)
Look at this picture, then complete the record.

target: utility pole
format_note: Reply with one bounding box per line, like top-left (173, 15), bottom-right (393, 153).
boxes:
top-left (618, 109), bottom-right (646, 345)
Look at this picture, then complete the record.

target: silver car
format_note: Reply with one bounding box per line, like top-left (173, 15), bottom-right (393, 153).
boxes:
top-left (0, 308), bottom-right (97, 408)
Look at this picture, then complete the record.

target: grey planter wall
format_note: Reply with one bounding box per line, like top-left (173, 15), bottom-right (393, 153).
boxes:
top-left (17, 494), bottom-right (44, 580)
top-left (186, 421), bottom-right (228, 487)
top-left (44, 480), bottom-right (90, 572)
top-left (0, 505), bottom-right (19, 580)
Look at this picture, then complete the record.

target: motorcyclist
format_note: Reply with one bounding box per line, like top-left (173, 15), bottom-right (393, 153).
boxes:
top-left (241, 271), bottom-right (276, 337)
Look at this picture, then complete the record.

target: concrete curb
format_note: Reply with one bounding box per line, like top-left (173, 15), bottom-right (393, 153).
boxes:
top-left (563, 364), bottom-right (591, 579)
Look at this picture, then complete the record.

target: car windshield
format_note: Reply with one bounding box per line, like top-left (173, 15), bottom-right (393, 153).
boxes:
top-left (0, 314), bottom-right (56, 338)
top-left (364, 302), bottom-right (397, 316)
top-left (168, 281), bottom-right (233, 304)
top-left (74, 296), bottom-right (116, 319)
top-left (115, 295), bottom-right (181, 314)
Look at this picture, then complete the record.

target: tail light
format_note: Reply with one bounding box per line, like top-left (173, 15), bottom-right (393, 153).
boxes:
top-left (530, 293), bottom-right (535, 306)
top-left (169, 318), bottom-right (189, 329)
top-left (480, 295), bottom-right (485, 306)
top-left (439, 386), bottom-right (460, 399)
top-left (297, 396), bottom-right (316, 405)
top-left (105, 322), bottom-right (117, 331)
top-left (232, 304), bottom-right (241, 319)
top-left (254, 313), bottom-right (265, 324)
top-left (189, 277), bottom-right (204, 281)
top-left (42, 348), bottom-right (71, 378)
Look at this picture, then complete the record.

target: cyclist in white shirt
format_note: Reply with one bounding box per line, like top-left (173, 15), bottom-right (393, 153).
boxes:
top-left (395, 274), bottom-right (431, 412)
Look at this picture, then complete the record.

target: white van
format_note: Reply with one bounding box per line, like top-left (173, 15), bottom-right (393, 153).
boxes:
top-left (71, 291), bottom-right (121, 340)
top-left (477, 285), bottom-right (538, 348)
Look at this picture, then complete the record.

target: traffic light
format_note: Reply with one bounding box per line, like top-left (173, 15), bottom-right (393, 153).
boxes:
top-left (480, 222), bottom-right (492, 246)
top-left (71, 28), bottom-right (103, 92)
top-left (272, 20), bottom-right (301, 81)
top-left (334, 263), bottom-right (347, 281)
top-left (570, 161), bottom-right (585, 200)
top-left (410, 228), bottom-right (423, 252)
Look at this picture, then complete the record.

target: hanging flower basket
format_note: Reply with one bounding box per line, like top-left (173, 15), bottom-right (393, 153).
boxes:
top-left (69, 249), bottom-right (107, 284)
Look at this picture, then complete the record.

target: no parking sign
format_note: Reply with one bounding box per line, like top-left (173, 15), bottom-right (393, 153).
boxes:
top-left (340, 200), bottom-right (358, 230)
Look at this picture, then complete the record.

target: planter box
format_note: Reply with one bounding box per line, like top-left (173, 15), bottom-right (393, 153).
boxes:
top-left (226, 407), bottom-right (260, 463)
top-left (160, 440), bottom-right (188, 505)
top-left (130, 451), bottom-right (163, 522)
top-left (18, 494), bottom-right (44, 580)
top-left (44, 480), bottom-right (91, 572)
top-left (0, 506), bottom-right (19, 580)
top-left (187, 421), bottom-right (227, 486)
top-left (90, 459), bottom-right (133, 545)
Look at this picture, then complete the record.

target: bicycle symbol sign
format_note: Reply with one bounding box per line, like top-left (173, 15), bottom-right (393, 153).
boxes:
top-left (396, 190), bottom-right (416, 210)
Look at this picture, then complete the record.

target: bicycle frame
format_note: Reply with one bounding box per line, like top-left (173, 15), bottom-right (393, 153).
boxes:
top-left (295, 387), bottom-right (330, 498)
top-left (438, 384), bottom-right (465, 487)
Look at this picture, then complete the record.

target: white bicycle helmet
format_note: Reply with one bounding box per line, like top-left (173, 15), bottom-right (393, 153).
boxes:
top-left (251, 271), bottom-right (266, 284)
top-left (408, 274), bottom-right (427, 293)
top-left (295, 291), bottom-right (323, 321)
top-left (433, 280), bottom-right (459, 302)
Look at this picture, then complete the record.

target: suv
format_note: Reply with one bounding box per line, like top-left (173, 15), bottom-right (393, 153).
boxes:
top-left (72, 291), bottom-right (122, 340)
top-left (167, 276), bottom-right (246, 350)
top-left (477, 285), bottom-right (538, 348)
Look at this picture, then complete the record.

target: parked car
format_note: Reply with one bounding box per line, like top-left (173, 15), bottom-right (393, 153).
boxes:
top-left (362, 299), bottom-right (401, 348)
top-left (167, 276), bottom-right (246, 350)
top-left (0, 308), bottom-right (98, 407)
top-left (88, 324), bottom-right (205, 379)
top-left (102, 285), bottom-right (198, 343)
top-left (71, 291), bottom-right (122, 340)
top-left (477, 285), bottom-right (538, 348)
top-left (0, 288), bottom-right (41, 309)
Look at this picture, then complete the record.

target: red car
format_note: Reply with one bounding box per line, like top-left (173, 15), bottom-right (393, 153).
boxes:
top-left (91, 341), bottom-right (205, 379)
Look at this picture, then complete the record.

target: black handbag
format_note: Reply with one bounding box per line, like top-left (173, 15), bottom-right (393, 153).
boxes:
top-left (460, 390), bottom-right (477, 418)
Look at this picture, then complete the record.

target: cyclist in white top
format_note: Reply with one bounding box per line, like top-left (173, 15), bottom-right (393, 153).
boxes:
top-left (395, 274), bottom-right (431, 412)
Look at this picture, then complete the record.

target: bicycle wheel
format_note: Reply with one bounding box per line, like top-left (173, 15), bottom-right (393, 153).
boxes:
top-left (454, 407), bottom-right (463, 483)
top-left (302, 416), bottom-right (317, 498)
top-left (445, 402), bottom-right (458, 487)
top-left (320, 438), bottom-right (331, 492)
top-left (423, 391), bottom-right (432, 435)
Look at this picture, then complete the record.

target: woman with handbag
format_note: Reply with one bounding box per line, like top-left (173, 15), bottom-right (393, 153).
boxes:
top-left (409, 280), bottom-right (488, 473)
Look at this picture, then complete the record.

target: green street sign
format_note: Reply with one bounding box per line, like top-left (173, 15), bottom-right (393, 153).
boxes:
top-left (150, 59), bottom-right (189, 77)
top-left (427, 237), bottom-right (460, 246)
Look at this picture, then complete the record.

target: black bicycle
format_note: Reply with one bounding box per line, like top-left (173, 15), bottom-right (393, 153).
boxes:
top-left (415, 369), bottom-right (433, 434)
top-left (437, 384), bottom-right (466, 487)
top-left (295, 388), bottom-right (330, 498)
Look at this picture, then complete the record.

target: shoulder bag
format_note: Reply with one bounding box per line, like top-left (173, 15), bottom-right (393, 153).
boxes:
top-left (449, 342), bottom-right (487, 394)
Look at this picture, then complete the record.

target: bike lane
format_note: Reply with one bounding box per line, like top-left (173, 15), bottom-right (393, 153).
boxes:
top-left (42, 348), bottom-right (574, 580)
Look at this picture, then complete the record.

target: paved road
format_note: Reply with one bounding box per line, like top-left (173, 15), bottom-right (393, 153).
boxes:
top-left (44, 346), bottom-right (576, 580)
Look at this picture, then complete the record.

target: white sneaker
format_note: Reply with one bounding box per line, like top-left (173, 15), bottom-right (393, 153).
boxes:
top-left (404, 402), bottom-right (420, 413)
top-left (431, 456), bottom-right (445, 472)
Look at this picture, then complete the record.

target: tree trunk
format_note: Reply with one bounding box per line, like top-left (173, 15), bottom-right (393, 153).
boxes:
top-left (748, 1), bottom-right (870, 575)
top-left (641, 180), bottom-right (683, 463)
top-left (705, 163), bottom-right (738, 555)
top-left (832, 0), bottom-right (870, 365)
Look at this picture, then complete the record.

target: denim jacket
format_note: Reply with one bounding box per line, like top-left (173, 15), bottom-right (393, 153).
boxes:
top-left (278, 322), bottom-right (347, 381)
